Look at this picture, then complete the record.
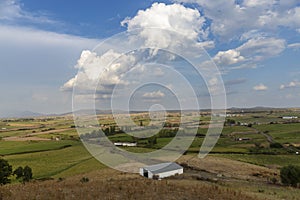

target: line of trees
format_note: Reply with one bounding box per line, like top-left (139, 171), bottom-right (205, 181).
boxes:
top-left (0, 158), bottom-right (33, 185)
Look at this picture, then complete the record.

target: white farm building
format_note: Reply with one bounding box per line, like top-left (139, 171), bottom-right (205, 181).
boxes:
top-left (114, 142), bottom-right (137, 147)
top-left (140, 162), bottom-right (183, 179)
top-left (282, 116), bottom-right (298, 119)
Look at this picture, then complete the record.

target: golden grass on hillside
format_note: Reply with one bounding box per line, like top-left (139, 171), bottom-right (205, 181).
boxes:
top-left (0, 169), bottom-right (256, 200)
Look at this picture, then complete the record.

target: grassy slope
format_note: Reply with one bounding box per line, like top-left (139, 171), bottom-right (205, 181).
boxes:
top-left (0, 169), bottom-right (257, 200)
top-left (0, 140), bottom-right (78, 155)
top-left (254, 123), bottom-right (300, 144)
top-left (216, 154), bottom-right (300, 167)
top-left (4, 142), bottom-right (105, 179)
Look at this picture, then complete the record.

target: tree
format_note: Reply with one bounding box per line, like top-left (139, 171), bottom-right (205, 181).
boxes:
top-left (0, 158), bottom-right (12, 185)
top-left (13, 166), bottom-right (23, 179)
top-left (147, 136), bottom-right (157, 147)
top-left (13, 166), bottom-right (33, 183)
top-left (270, 142), bottom-right (283, 148)
top-left (23, 166), bottom-right (33, 182)
top-left (280, 165), bottom-right (300, 187)
top-left (224, 119), bottom-right (236, 126)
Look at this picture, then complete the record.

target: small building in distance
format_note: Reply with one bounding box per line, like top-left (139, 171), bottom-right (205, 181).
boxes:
top-left (282, 116), bottom-right (298, 119)
top-left (236, 137), bottom-right (251, 141)
top-left (114, 142), bottom-right (137, 147)
top-left (140, 162), bottom-right (183, 179)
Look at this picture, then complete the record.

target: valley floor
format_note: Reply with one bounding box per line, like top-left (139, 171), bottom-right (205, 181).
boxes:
top-left (1, 155), bottom-right (299, 200)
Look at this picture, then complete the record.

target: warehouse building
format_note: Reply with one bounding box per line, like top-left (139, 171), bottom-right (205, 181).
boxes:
top-left (140, 162), bottom-right (183, 179)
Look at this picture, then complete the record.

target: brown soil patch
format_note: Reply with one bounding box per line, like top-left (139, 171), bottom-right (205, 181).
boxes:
top-left (27, 128), bottom-right (73, 136)
top-left (2, 136), bottom-right (51, 141)
top-left (177, 155), bottom-right (278, 181)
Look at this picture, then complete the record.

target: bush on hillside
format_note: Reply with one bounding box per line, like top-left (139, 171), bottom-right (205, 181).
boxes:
top-left (280, 165), bottom-right (300, 187)
top-left (0, 158), bottom-right (12, 185)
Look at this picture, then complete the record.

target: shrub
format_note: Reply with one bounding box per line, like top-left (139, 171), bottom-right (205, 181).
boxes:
top-left (57, 177), bottom-right (65, 182)
top-left (0, 159), bottom-right (12, 185)
top-left (80, 177), bottom-right (89, 183)
top-left (23, 166), bottom-right (33, 182)
top-left (13, 166), bottom-right (23, 179)
top-left (280, 165), bottom-right (300, 187)
top-left (270, 142), bottom-right (283, 148)
top-left (13, 166), bottom-right (33, 183)
top-left (270, 177), bottom-right (278, 184)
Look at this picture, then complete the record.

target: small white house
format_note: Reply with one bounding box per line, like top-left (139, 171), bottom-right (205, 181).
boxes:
top-left (282, 116), bottom-right (298, 119)
top-left (140, 162), bottom-right (183, 179)
top-left (114, 142), bottom-right (137, 147)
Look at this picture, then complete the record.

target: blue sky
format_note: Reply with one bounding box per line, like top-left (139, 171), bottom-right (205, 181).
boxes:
top-left (0, 0), bottom-right (300, 116)
top-left (7, 0), bottom-right (166, 38)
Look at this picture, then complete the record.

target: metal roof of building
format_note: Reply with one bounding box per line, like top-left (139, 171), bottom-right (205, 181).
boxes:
top-left (142, 162), bottom-right (183, 174)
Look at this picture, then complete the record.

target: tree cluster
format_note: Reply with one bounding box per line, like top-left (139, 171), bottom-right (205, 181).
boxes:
top-left (13, 166), bottom-right (33, 183)
top-left (0, 158), bottom-right (33, 185)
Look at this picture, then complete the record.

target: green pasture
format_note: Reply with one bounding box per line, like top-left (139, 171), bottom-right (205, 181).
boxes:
top-left (1, 114), bottom-right (300, 180)
top-left (4, 142), bottom-right (105, 179)
top-left (216, 154), bottom-right (300, 167)
top-left (0, 140), bottom-right (79, 155)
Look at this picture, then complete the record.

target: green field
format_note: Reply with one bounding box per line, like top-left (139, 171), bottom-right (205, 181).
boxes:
top-left (0, 140), bottom-right (78, 155)
top-left (1, 110), bottom-right (300, 200)
top-left (1, 110), bottom-right (300, 180)
top-left (4, 142), bottom-right (105, 179)
top-left (216, 154), bottom-right (300, 167)
top-left (254, 123), bottom-right (300, 144)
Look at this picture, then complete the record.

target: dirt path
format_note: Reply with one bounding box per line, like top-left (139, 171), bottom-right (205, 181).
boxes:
top-left (249, 127), bottom-right (274, 143)
top-left (2, 128), bottom-right (73, 141)
top-left (178, 155), bottom-right (279, 181)
top-left (250, 127), bottom-right (298, 153)
top-left (27, 128), bottom-right (73, 136)
top-left (2, 136), bottom-right (51, 141)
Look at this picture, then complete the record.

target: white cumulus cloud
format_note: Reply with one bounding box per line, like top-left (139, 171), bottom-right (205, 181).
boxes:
top-left (122, 3), bottom-right (207, 40)
top-left (280, 81), bottom-right (300, 89)
top-left (121, 2), bottom-right (214, 52)
top-left (243, 0), bottom-right (277, 7)
top-left (253, 84), bottom-right (268, 91)
top-left (213, 37), bottom-right (285, 67)
top-left (237, 37), bottom-right (286, 61)
top-left (61, 49), bottom-right (137, 94)
top-left (288, 43), bottom-right (300, 49)
top-left (142, 90), bottom-right (165, 99)
top-left (174, 0), bottom-right (300, 40)
top-left (213, 49), bottom-right (245, 66)
top-left (62, 2), bottom-right (217, 96)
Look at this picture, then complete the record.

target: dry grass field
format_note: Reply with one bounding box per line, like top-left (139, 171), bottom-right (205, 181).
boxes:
top-left (0, 168), bottom-right (256, 200)
top-left (1, 155), bottom-right (299, 200)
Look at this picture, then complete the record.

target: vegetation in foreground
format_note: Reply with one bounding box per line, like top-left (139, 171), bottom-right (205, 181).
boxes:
top-left (0, 169), bottom-right (257, 200)
top-left (0, 158), bottom-right (33, 185)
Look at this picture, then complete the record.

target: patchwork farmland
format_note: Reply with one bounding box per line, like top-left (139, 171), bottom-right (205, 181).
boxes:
top-left (0, 108), bottom-right (300, 199)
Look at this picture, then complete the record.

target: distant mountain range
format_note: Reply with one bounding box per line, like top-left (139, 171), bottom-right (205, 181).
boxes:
top-left (0, 109), bottom-right (121, 119)
top-left (0, 106), bottom-right (299, 118)
top-left (0, 110), bottom-right (44, 118)
top-left (227, 106), bottom-right (292, 112)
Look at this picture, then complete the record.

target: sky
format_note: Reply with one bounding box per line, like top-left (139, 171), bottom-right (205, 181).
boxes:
top-left (0, 0), bottom-right (300, 116)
